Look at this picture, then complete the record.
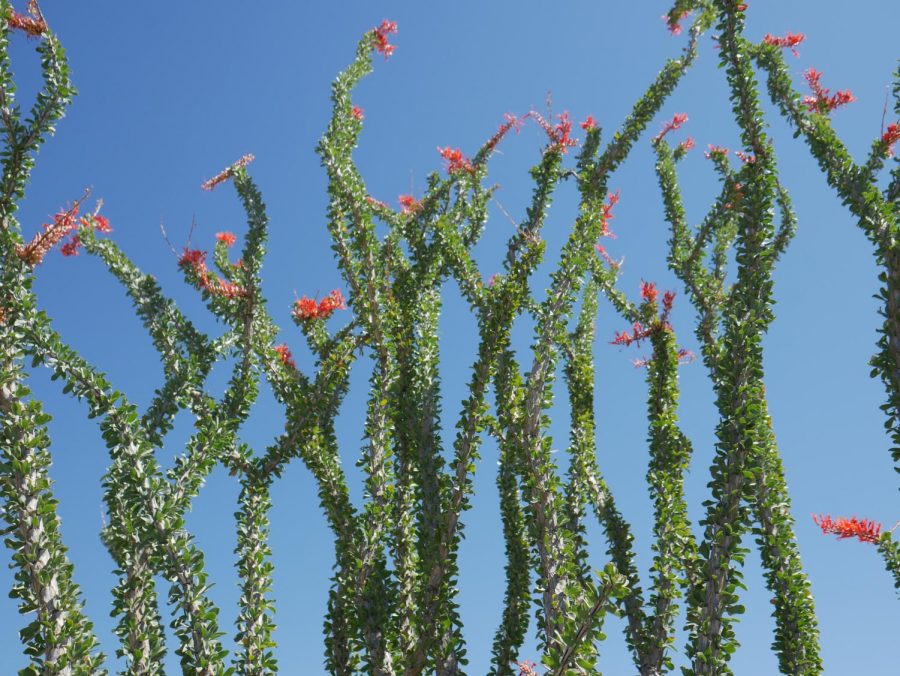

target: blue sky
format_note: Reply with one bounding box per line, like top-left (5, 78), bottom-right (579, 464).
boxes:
top-left (2, 1), bottom-right (898, 672)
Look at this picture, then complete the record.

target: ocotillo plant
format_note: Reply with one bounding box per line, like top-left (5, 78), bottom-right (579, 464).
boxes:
top-left (0, 1), bottom-right (896, 674)
top-left (750, 23), bottom-right (900, 591)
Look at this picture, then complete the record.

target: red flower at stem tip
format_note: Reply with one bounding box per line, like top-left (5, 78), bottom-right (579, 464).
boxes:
top-left (398, 194), bottom-right (422, 214)
top-left (662, 290), bottom-right (676, 314)
top-left (678, 137), bottom-right (695, 153)
top-left (530, 110), bottom-right (578, 153)
top-left (91, 214), bottom-right (112, 233)
top-left (216, 231), bottom-right (237, 247)
top-left (372, 20), bottom-right (397, 58)
top-left (611, 284), bottom-right (678, 354)
top-left (663, 10), bottom-right (690, 36)
top-left (654, 112), bottom-right (688, 142)
top-left (802, 68), bottom-right (855, 114)
top-left (677, 348), bottom-right (696, 364)
top-left (293, 289), bottom-right (347, 321)
top-left (594, 243), bottom-right (621, 270)
top-left (599, 190), bottom-right (620, 238)
top-left (6, 8), bottom-right (47, 37)
top-left (881, 122), bottom-right (900, 157)
top-left (293, 297), bottom-right (319, 321)
top-left (17, 200), bottom-right (114, 265)
top-left (813, 514), bottom-right (882, 544)
top-left (580, 115), bottom-right (597, 131)
top-left (551, 111), bottom-right (576, 150)
top-left (763, 32), bottom-right (805, 57)
top-left (640, 280), bottom-right (658, 303)
top-left (611, 321), bottom-right (655, 348)
top-left (318, 289), bottom-right (347, 316)
top-left (517, 661), bottom-right (539, 676)
top-left (178, 243), bottom-right (247, 299)
top-left (484, 113), bottom-right (524, 153)
top-left (351, 105), bottom-right (364, 120)
top-left (437, 146), bottom-right (474, 174)
top-left (274, 344), bottom-right (295, 369)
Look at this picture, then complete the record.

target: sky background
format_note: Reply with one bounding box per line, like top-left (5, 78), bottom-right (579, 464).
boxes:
top-left (2, 1), bottom-right (898, 673)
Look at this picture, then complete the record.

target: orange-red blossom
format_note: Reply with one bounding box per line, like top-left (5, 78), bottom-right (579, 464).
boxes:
top-left (813, 514), bottom-right (882, 544)
top-left (178, 245), bottom-right (248, 299)
top-left (6, 3), bottom-right (47, 38)
top-left (16, 202), bottom-right (111, 266)
top-left (293, 289), bottom-right (346, 321)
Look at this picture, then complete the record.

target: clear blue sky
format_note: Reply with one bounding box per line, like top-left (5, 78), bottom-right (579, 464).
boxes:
top-left (2, 1), bottom-right (897, 672)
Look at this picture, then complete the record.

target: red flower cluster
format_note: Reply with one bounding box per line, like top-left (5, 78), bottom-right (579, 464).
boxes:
top-left (351, 105), bottom-right (365, 120)
top-left (372, 20), bottom-right (397, 58)
top-left (594, 243), bottom-right (621, 270)
top-left (294, 297), bottom-right (318, 319)
top-left (611, 283), bottom-right (677, 348)
top-left (531, 111), bottom-right (578, 153)
top-left (677, 347), bottom-right (696, 363)
top-left (16, 201), bottom-right (112, 265)
top-left (292, 289), bottom-right (347, 321)
top-left (654, 112), bottom-right (688, 142)
top-left (678, 137), bottom-right (695, 153)
top-left (802, 68), bottom-right (855, 114)
top-left (17, 207), bottom-right (78, 265)
top-left (813, 514), bottom-right (882, 544)
top-left (274, 344), bottom-right (295, 369)
top-left (641, 280), bottom-right (658, 303)
top-left (641, 282), bottom-right (677, 313)
top-left (215, 231), bottom-right (237, 247)
top-left (664, 10), bottom-right (690, 36)
top-left (881, 122), bottom-right (900, 157)
top-left (550, 111), bottom-right (576, 151)
top-left (318, 289), bottom-right (346, 315)
top-left (599, 189), bottom-right (620, 238)
top-left (178, 246), bottom-right (247, 299)
top-left (178, 248), bottom-right (206, 269)
top-left (705, 144), bottom-right (728, 160)
top-left (59, 214), bottom-right (112, 257)
top-left (201, 154), bottom-right (255, 191)
top-left (517, 662), bottom-right (539, 676)
top-left (594, 190), bottom-right (622, 269)
top-left (662, 290), bottom-right (676, 314)
top-left (581, 115), bottom-right (597, 131)
top-left (398, 194), bottom-right (422, 214)
top-left (6, 6), bottom-right (47, 37)
top-left (484, 113), bottom-right (525, 153)
top-left (762, 32), bottom-right (805, 57)
top-left (734, 149), bottom-right (757, 164)
top-left (437, 146), bottom-right (474, 174)
top-left (612, 321), bottom-right (655, 348)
